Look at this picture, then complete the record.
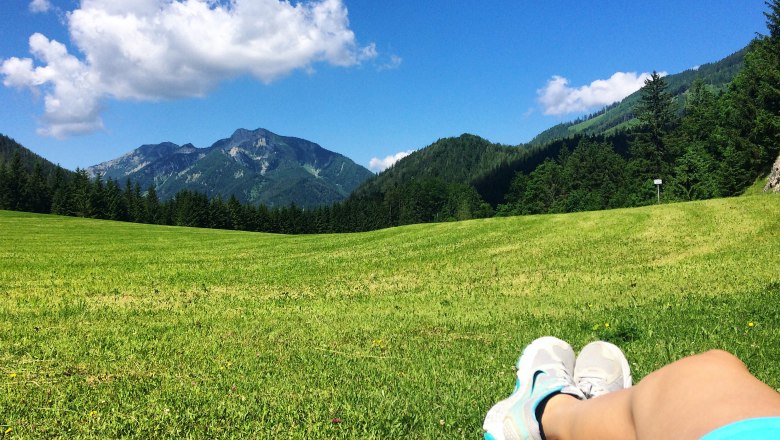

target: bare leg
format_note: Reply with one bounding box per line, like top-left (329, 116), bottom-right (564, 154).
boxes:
top-left (541, 350), bottom-right (780, 440)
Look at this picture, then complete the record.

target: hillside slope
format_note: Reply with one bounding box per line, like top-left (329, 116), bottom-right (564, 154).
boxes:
top-left (353, 133), bottom-right (525, 197)
top-left (88, 128), bottom-right (373, 208)
top-left (530, 48), bottom-right (746, 145)
top-left (0, 133), bottom-right (70, 177)
top-left (2, 194), bottom-right (779, 437)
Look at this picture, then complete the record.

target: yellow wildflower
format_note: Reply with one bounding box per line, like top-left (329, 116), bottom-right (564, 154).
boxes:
top-left (748, 322), bottom-right (755, 327)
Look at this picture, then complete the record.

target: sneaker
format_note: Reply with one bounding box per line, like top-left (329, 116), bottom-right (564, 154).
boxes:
top-left (483, 337), bottom-right (585, 440)
top-left (573, 341), bottom-right (632, 398)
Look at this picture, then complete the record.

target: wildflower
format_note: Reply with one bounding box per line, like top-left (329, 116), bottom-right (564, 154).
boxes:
top-left (89, 410), bottom-right (97, 417)
top-left (331, 417), bottom-right (342, 424)
top-left (604, 323), bottom-right (610, 328)
top-left (8, 373), bottom-right (16, 378)
top-left (5, 427), bottom-right (12, 434)
top-left (748, 322), bottom-right (755, 327)
top-left (439, 419), bottom-right (445, 426)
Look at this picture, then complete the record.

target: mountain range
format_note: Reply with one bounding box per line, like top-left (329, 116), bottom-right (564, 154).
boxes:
top-left (86, 128), bottom-right (373, 208)
top-left (4, 43), bottom-right (750, 210)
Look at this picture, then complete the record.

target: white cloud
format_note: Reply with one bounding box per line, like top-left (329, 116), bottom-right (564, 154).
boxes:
top-left (29, 0), bottom-right (52, 13)
top-left (2, 0), bottom-right (376, 138)
top-left (537, 71), bottom-right (664, 116)
top-left (377, 54), bottom-right (402, 71)
top-left (369, 150), bottom-right (413, 172)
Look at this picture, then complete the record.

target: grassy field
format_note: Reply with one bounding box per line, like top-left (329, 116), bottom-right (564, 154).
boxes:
top-left (1, 194), bottom-right (780, 438)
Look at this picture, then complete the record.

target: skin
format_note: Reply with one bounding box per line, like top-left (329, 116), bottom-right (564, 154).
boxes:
top-left (541, 350), bottom-right (780, 440)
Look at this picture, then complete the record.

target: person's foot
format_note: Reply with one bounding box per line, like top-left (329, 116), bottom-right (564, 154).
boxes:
top-left (483, 336), bottom-right (585, 440)
top-left (573, 341), bottom-right (632, 398)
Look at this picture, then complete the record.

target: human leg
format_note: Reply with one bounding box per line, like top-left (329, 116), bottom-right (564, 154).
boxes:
top-left (540, 349), bottom-right (780, 440)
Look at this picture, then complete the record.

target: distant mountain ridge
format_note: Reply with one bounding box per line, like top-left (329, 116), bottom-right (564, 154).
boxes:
top-left (88, 128), bottom-right (373, 208)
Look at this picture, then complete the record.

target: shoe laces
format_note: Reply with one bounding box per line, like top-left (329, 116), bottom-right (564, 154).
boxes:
top-left (576, 375), bottom-right (607, 398)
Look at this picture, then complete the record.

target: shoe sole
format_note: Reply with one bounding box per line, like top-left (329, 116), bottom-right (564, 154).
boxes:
top-left (483, 337), bottom-right (572, 440)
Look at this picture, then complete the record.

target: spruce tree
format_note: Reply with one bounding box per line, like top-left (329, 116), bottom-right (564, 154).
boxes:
top-left (23, 162), bottom-right (50, 213)
top-left (670, 79), bottom-right (720, 200)
top-left (146, 184), bottom-right (161, 224)
top-left (632, 71), bottom-right (678, 177)
top-left (765, 0), bottom-right (780, 42)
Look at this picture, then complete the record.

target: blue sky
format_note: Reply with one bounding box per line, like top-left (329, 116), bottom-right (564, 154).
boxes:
top-left (0, 0), bottom-right (768, 172)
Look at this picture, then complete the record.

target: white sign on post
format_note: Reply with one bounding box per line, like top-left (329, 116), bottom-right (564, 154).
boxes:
top-left (654, 179), bottom-right (663, 185)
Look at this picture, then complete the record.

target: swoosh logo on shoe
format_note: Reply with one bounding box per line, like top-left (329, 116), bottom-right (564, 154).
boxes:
top-left (529, 370), bottom-right (543, 393)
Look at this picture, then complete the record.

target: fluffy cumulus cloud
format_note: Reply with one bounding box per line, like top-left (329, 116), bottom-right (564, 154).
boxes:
top-left (29, 0), bottom-right (52, 13)
top-left (3, 0), bottom-right (376, 138)
top-left (369, 150), bottom-right (413, 172)
top-left (537, 71), bottom-right (664, 116)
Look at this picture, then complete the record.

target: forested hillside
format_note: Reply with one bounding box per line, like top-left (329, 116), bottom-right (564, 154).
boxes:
top-left (0, 135), bottom-right (68, 177)
top-left (529, 48), bottom-right (747, 146)
top-left (355, 135), bottom-right (522, 194)
top-left (0, 135), bottom-right (72, 214)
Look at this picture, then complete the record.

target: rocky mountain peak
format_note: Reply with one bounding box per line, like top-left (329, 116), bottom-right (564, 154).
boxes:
top-left (86, 127), bottom-right (373, 208)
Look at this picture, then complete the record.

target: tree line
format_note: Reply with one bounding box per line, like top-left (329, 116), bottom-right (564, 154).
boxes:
top-left (0, 152), bottom-right (493, 233)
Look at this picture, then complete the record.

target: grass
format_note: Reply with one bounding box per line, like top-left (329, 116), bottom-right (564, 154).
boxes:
top-left (742, 175), bottom-right (772, 196)
top-left (1, 194), bottom-right (780, 438)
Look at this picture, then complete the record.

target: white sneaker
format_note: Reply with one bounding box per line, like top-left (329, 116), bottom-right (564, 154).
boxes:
top-left (573, 341), bottom-right (632, 398)
top-left (483, 337), bottom-right (585, 440)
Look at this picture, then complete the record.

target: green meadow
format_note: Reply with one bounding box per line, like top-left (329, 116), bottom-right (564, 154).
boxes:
top-left (1, 194), bottom-right (780, 438)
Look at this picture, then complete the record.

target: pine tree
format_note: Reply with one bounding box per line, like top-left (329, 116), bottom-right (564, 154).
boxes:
top-left (70, 169), bottom-right (92, 217)
top-left (765, 0), bottom-right (780, 41)
top-left (22, 162), bottom-right (51, 213)
top-left (105, 178), bottom-right (129, 221)
top-left (6, 151), bottom-right (24, 210)
top-left (632, 71), bottom-right (678, 178)
top-left (670, 79), bottom-right (720, 200)
top-left (0, 161), bottom-right (10, 210)
top-left (208, 195), bottom-right (230, 229)
top-left (89, 173), bottom-right (107, 218)
top-left (227, 195), bottom-right (246, 230)
top-left (50, 166), bottom-right (68, 215)
top-left (146, 184), bottom-right (161, 224)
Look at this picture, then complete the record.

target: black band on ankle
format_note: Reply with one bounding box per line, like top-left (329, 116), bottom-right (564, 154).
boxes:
top-left (535, 391), bottom-right (560, 440)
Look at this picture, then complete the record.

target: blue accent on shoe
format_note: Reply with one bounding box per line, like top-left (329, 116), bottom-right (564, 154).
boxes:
top-left (484, 432), bottom-right (497, 440)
